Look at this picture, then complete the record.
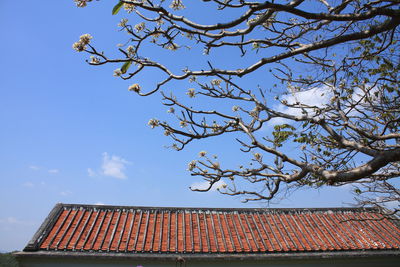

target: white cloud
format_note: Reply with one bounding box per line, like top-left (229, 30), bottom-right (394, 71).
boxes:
top-left (29, 165), bottom-right (40, 171)
top-left (382, 200), bottom-right (400, 210)
top-left (190, 179), bottom-right (227, 192)
top-left (94, 202), bottom-right (105, 205)
top-left (100, 152), bottom-right (130, 179)
top-left (268, 84), bottom-right (379, 127)
top-left (88, 153), bottom-right (131, 179)
top-left (60, 190), bottom-right (72, 196)
top-left (0, 217), bottom-right (33, 226)
top-left (22, 182), bottom-right (34, 188)
top-left (29, 165), bottom-right (60, 174)
top-left (87, 168), bottom-right (96, 177)
top-left (269, 86), bottom-right (333, 126)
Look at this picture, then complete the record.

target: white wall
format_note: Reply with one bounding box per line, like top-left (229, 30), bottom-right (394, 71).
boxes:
top-left (17, 256), bottom-right (400, 267)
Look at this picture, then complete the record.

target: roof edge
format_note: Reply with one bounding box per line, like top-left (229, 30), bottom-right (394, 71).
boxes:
top-left (14, 250), bottom-right (400, 261)
top-left (24, 203), bottom-right (63, 252)
top-left (57, 203), bottom-right (378, 213)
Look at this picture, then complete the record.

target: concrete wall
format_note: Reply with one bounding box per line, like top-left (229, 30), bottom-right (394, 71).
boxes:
top-left (17, 256), bottom-right (400, 267)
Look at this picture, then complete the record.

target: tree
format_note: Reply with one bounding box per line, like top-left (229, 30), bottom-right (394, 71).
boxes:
top-left (73, 0), bottom-right (400, 213)
top-left (0, 252), bottom-right (18, 267)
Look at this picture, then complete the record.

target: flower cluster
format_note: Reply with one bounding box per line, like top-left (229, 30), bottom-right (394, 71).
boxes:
top-left (113, 69), bottom-right (122, 77)
top-left (134, 22), bottom-right (145, 32)
top-left (124, 2), bottom-right (135, 13)
top-left (211, 162), bottom-right (220, 169)
top-left (253, 153), bottom-right (262, 161)
top-left (212, 123), bottom-right (221, 133)
top-left (186, 88), bottom-right (195, 98)
top-left (187, 160), bottom-right (197, 171)
top-left (166, 43), bottom-right (178, 51)
top-left (74, 0), bottom-right (92, 8)
top-left (148, 119), bottom-right (160, 128)
top-left (126, 45), bottom-right (135, 57)
top-left (211, 79), bottom-right (222, 86)
top-left (219, 183), bottom-right (228, 189)
top-left (90, 56), bottom-right (100, 64)
top-left (72, 33), bottom-right (92, 52)
top-left (252, 42), bottom-right (260, 49)
top-left (170, 0), bottom-right (185, 10)
top-left (164, 129), bottom-right (172, 136)
top-left (128, 84), bottom-right (141, 93)
top-left (151, 32), bottom-right (161, 39)
top-left (118, 18), bottom-right (128, 28)
top-left (180, 120), bottom-right (188, 128)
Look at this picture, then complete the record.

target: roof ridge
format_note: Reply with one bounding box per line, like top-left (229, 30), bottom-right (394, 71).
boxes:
top-left (58, 203), bottom-right (378, 213)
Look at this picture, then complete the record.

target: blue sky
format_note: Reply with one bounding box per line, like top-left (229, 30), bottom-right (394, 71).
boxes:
top-left (0, 0), bottom-right (355, 252)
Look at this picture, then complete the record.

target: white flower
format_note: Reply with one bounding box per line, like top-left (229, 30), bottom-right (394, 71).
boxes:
top-left (164, 129), bottom-right (172, 136)
top-left (166, 43), bottom-right (178, 51)
top-left (72, 42), bottom-right (85, 52)
top-left (232, 106), bottom-right (239, 112)
top-left (74, 0), bottom-right (92, 8)
top-left (212, 162), bottom-right (220, 169)
top-left (90, 56), bottom-right (100, 64)
top-left (126, 45), bottom-right (135, 57)
top-left (79, 33), bottom-right (92, 45)
top-left (170, 0), bottom-right (185, 10)
top-left (186, 88), bottom-right (195, 98)
top-left (198, 151), bottom-right (207, 157)
top-left (72, 33), bottom-right (93, 52)
top-left (211, 79), bottom-right (222, 86)
top-left (180, 120), bottom-right (188, 127)
top-left (187, 160), bottom-right (197, 171)
top-left (124, 3), bottom-right (135, 13)
top-left (128, 84), bottom-right (141, 93)
top-left (113, 69), bottom-right (122, 77)
top-left (134, 22), bottom-right (145, 32)
top-left (148, 119), bottom-right (160, 129)
top-left (151, 32), bottom-right (161, 39)
top-left (118, 18), bottom-right (128, 28)
top-left (212, 123), bottom-right (221, 133)
top-left (253, 153), bottom-right (262, 161)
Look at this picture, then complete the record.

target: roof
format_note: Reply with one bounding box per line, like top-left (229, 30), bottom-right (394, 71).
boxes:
top-left (20, 203), bottom-right (400, 260)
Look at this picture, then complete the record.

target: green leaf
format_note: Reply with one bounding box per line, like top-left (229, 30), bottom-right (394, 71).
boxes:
top-left (121, 61), bottom-right (132, 74)
top-left (112, 1), bottom-right (123, 15)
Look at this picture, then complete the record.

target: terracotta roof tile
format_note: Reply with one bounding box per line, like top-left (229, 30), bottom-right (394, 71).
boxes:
top-left (26, 204), bottom-right (400, 255)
